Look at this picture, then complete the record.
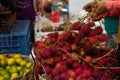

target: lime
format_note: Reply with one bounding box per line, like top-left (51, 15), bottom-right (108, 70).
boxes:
top-left (26, 62), bottom-right (33, 69)
top-left (3, 73), bottom-right (10, 80)
top-left (13, 54), bottom-right (21, 58)
top-left (17, 66), bottom-right (23, 74)
top-left (20, 60), bottom-right (27, 67)
top-left (7, 58), bottom-right (16, 65)
top-left (0, 76), bottom-right (4, 80)
top-left (0, 67), bottom-right (4, 70)
top-left (15, 58), bottom-right (23, 65)
top-left (5, 66), bottom-right (11, 71)
top-left (0, 59), bottom-right (7, 67)
top-left (0, 70), bottom-right (8, 76)
top-left (11, 73), bottom-right (19, 79)
top-left (9, 67), bottom-right (18, 74)
top-left (24, 69), bottom-right (31, 74)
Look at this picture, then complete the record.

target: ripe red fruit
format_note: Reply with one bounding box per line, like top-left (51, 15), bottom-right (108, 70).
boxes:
top-left (98, 34), bottom-right (107, 42)
top-left (75, 67), bottom-right (82, 75)
top-left (94, 26), bottom-right (103, 35)
top-left (54, 74), bottom-right (61, 80)
top-left (72, 62), bottom-right (80, 69)
top-left (62, 45), bottom-right (71, 52)
top-left (51, 37), bottom-right (57, 44)
top-left (66, 57), bottom-right (74, 66)
top-left (88, 29), bottom-right (96, 37)
top-left (81, 62), bottom-right (89, 69)
top-left (87, 22), bottom-right (95, 27)
top-left (64, 31), bottom-right (72, 41)
top-left (59, 65), bottom-right (68, 72)
top-left (98, 58), bottom-right (106, 66)
top-left (47, 32), bottom-right (58, 38)
top-left (42, 49), bottom-right (52, 58)
top-left (52, 68), bottom-right (59, 76)
top-left (44, 65), bottom-right (51, 73)
top-left (71, 44), bottom-right (77, 51)
top-left (68, 70), bottom-right (76, 78)
top-left (45, 37), bottom-right (51, 44)
top-left (81, 69), bottom-right (92, 78)
top-left (85, 40), bottom-right (92, 48)
top-left (46, 58), bottom-right (54, 65)
top-left (35, 41), bottom-right (45, 48)
top-left (60, 72), bottom-right (69, 79)
top-left (50, 45), bottom-right (58, 54)
top-left (58, 34), bottom-right (64, 41)
top-left (58, 40), bottom-right (64, 47)
top-left (89, 36), bottom-right (98, 43)
top-left (72, 21), bottom-right (81, 30)
top-left (76, 75), bottom-right (81, 80)
top-left (54, 57), bottom-right (61, 63)
top-left (92, 69), bottom-right (101, 78)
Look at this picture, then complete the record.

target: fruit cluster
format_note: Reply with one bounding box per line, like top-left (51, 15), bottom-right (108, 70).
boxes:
top-left (34, 22), bottom-right (120, 80)
top-left (0, 54), bottom-right (33, 80)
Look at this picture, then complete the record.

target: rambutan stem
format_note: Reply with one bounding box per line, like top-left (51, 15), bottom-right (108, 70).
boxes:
top-left (92, 49), bottom-right (114, 63)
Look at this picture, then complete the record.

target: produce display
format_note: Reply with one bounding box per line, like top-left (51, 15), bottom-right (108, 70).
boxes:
top-left (0, 54), bottom-right (33, 80)
top-left (34, 21), bottom-right (120, 80)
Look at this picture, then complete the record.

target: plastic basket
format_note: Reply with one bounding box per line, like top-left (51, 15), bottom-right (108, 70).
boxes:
top-left (0, 20), bottom-right (31, 55)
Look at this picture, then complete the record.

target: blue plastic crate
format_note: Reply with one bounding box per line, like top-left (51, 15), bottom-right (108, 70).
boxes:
top-left (0, 20), bottom-right (31, 55)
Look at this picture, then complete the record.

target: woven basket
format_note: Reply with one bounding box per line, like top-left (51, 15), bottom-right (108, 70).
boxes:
top-left (2, 53), bottom-right (35, 80)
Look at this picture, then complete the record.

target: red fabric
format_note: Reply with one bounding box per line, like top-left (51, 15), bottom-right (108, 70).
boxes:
top-left (106, 0), bottom-right (120, 17)
top-left (51, 13), bottom-right (60, 23)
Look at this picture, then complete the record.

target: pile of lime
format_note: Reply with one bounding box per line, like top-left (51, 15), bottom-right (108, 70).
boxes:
top-left (0, 54), bottom-right (33, 80)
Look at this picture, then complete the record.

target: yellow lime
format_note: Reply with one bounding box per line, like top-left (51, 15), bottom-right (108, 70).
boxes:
top-left (11, 73), bottom-right (19, 79)
top-left (7, 58), bottom-right (16, 65)
top-left (5, 66), bottom-right (11, 71)
top-left (0, 70), bottom-right (8, 76)
top-left (0, 59), bottom-right (7, 67)
top-left (26, 62), bottom-right (33, 69)
top-left (0, 76), bottom-right (4, 80)
top-left (20, 60), bottom-right (27, 67)
top-left (15, 58), bottom-right (23, 65)
top-left (24, 69), bottom-right (31, 73)
top-left (9, 67), bottom-right (18, 74)
top-left (0, 54), bottom-right (5, 60)
top-left (0, 67), bottom-right (4, 70)
top-left (17, 66), bottom-right (23, 74)
top-left (3, 73), bottom-right (10, 80)
top-left (13, 54), bottom-right (21, 58)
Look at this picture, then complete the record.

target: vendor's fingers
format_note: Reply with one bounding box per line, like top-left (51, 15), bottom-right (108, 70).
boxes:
top-left (83, 2), bottom-right (95, 11)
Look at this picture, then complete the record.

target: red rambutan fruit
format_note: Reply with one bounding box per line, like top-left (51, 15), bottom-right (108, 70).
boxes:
top-left (89, 36), bottom-right (98, 43)
top-left (54, 57), bottom-right (61, 63)
top-left (62, 45), bottom-right (71, 52)
top-left (98, 34), bottom-right (107, 42)
top-left (94, 26), bottom-right (103, 35)
top-left (58, 40), bottom-right (65, 47)
top-left (52, 68), bottom-right (59, 76)
top-left (44, 65), bottom-right (51, 73)
top-left (72, 21), bottom-right (81, 30)
top-left (72, 62), bottom-right (80, 69)
top-left (42, 49), bottom-right (52, 58)
top-left (81, 69), bottom-right (92, 78)
top-left (59, 65), bottom-right (68, 72)
top-left (60, 72), bottom-right (69, 79)
top-left (75, 67), bottom-right (82, 75)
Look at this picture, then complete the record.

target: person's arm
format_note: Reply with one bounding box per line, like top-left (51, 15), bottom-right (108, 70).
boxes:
top-left (106, 0), bottom-right (120, 11)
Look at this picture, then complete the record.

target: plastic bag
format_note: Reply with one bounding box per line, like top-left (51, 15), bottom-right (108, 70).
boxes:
top-left (34, 15), bottom-right (54, 33)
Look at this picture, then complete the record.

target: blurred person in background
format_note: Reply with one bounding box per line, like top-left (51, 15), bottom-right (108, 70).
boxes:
top-left (16, 0), bottom-right (36, 43)
top-left (83, 0), bottom-right (119, 53)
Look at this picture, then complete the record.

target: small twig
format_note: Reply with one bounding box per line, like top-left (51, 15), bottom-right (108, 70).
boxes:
top-left (92, 49), bottom-right (114, 63)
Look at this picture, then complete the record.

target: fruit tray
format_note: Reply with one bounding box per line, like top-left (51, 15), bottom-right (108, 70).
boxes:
top-left (0, 53), bottom-right (35, 80)
top-left (33, 20), bottom-right (120, 80)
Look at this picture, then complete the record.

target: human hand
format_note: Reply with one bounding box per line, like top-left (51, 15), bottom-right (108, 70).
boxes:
top-left (93, 0), bottom-right (108, 17)
top-left (83, 2), bottom-right (96, 12)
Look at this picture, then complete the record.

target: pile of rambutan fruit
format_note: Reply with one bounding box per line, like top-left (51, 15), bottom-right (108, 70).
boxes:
top-left (33, 21), bottom-right (120, 80)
